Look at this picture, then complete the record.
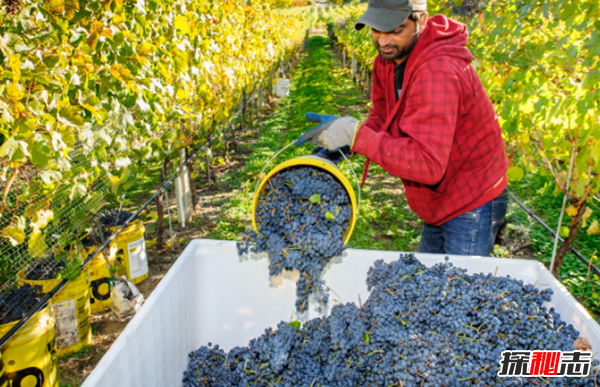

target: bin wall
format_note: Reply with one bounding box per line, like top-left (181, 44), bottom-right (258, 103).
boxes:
top-left (82, 239), bottom-right (600, 387)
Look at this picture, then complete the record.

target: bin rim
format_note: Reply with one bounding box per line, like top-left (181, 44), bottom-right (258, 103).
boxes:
top-left (251, 155), bottom-right (358, 245)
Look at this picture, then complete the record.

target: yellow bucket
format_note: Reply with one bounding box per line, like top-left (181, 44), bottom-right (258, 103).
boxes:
top-left (88, 242), bottom-right (117, 314)
top-left (252, 155), bottom-right (358, 244)
top-left (112, 220), bottom-right (148, 285)
top-left (0, 352), bottom-right (8, 387)
top-left (0, 304), bottom-right (58, 387)
top-left (18, 267), bottom-right (91, 356)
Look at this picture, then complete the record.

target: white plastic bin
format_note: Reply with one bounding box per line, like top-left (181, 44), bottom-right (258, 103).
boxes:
top-left (82, 239), bottom-right (600, 387)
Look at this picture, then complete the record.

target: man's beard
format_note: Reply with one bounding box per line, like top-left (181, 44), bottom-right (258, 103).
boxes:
top-left (375, 32), bottom-right (420, 61)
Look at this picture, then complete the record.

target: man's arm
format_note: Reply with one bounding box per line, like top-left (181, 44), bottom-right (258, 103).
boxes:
top-left (351, 66), bottom-right (462, 186)
top-left (361, 57), bottom-right (388, 134)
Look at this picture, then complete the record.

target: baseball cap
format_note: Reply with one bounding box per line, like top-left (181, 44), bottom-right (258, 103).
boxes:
top-left (355, 0), bottom-right (427, 32)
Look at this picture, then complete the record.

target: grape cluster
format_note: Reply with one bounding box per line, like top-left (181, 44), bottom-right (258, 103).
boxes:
top-left (25, 257), bottom-right (66, 281)
top-left (98, 209), bottom-right (136, 227)
top-left (81, 229), bottom-right (112, 248)
top-left (183, 254), bottom-right (599, 386)
top-left (237, 166), bottom-right (352, 312)
top-left (0, 284), bottom-right (44, 324)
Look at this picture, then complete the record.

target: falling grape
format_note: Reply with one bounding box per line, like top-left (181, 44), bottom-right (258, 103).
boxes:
top-left (237, 166), bottom-right (352, 313)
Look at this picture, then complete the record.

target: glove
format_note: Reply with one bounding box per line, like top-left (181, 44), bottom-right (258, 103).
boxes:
top-left (312, 146), bottom-right (352, 165)
top-left (295, 113), bottom-right (359, 151)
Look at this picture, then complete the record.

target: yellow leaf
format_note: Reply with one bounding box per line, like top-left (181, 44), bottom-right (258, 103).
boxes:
top-left (31, 210), bottom-right (54, 232)
top-left (110, 174), bottom-right (121, 194)
top-left (559, 226), bottom-right (570, 238)
top-left (9, 54), bottom-right (20, 83)
top-left (145, 238), bottom-right (156, 249)
top-left (28, 231), bottom-right (48, 258)
top-left (138, 41), bottom-right (152, 56)
top-left (174, 16), bottom-right (190, 35)
top-left (521, 132), bottom-right (530, 144)
top-left (81, 103), bottom-right (104, 125)
top-left (6, 83), bottom-right (24, 101)
top-left (101, 28), bottom-right (114, 41)
top-left (565, 206), bottom-right (578, 218)
top-left (588, 220), bottom-right (599, 235)
top-left (2, 226), bottom-right (25, 246)
top-left (582, 208), bottom-right (593, 220)
top-left (121, 31), bottom-right (135, 40)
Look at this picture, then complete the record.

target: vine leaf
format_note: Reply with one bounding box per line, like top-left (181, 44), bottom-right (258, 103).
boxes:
top-left (506, 166), bottom-right (524, 182)
top-left (31, 140), bottom-right (53, 168)
top-left (2, 226), bottom-right (25, 246)
top-left (31, 210), bottom-right (54, 232)
top-left (309, 194), bottom-right (321, 204)
top-left (28, 231), bottom-right (48, 258)
top-left (587, 220), bottom-right (599, 235)
top-left (565, 206), bottom-right (578, 217)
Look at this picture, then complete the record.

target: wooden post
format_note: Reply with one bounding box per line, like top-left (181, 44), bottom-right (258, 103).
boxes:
top-left (155, 158), bottom-right (170, 248)
top-left (187, 148), bottom-right (197, 206)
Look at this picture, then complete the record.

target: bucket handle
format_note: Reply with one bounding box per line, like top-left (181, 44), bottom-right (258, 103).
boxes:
top-left (253, 143), bottom-right (361, 219)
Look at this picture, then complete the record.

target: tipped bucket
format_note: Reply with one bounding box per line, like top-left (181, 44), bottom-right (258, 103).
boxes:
top-left (251, 155), bottom-right (358, 244)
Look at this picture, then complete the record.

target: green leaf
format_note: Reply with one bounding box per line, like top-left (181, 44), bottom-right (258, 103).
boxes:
top-left (506, 166), bottom-right (524, 182)
top-left (325, 211), bottom-right (336, 220)
top-left (2, 226), bottom-right (25, 246)
top-left (31, 140), bottom-right (53, 168)
top-left (560, 226), bottom-right (570, 238)
top-left (0, 137), bottom-right (17, 158)
top-left (290, 320), bottom-right (302, 330)
top-left (363, 331), bottom-right (370, 343)
top-left (69, 183), bottom-right (87, 200)
top-left (309, 194), bottom-right (321, 204)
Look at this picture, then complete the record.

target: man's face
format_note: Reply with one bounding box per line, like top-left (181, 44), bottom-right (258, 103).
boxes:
top-left (371, 17), bottom-right (422, 63)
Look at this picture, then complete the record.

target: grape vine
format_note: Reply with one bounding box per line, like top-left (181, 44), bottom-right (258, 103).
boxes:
top-left (0, 0), bottom-right (311, 286)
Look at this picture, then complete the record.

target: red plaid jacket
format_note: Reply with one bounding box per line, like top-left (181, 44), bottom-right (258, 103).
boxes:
top-left (351, 14), bottom-right (508, 226)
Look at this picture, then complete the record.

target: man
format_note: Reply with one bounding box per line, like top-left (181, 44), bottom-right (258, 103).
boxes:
top-left (296, 0), bottom-right (509, 256)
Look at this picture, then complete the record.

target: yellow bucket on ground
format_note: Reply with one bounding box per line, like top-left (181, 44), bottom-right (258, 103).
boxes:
top-left (88, 242), bottom-right (117, 314)
top-left (18, 268), bottom-right (91, 356)
top-left (0, 304), bottom-right (58, 387)
top-left (252, 155), bottom-right (358, 244)
top-left (0, 352), bottom-right (8, 387)
top-left (112, 220), bottom-right (148, 285)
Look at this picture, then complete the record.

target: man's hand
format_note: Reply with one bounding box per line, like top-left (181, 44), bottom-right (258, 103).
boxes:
top-left (295, 113), bottom-right (359, 151)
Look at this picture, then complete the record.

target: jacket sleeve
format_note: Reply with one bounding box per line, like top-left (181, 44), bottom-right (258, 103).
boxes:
top-left (351, 64), bottom-right (462, 186)
top-left (360, 57), bottom-right (387, 134)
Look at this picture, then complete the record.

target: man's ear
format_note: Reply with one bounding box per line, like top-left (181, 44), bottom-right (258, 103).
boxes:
top-left (420, 12), bottom-right (429, 29)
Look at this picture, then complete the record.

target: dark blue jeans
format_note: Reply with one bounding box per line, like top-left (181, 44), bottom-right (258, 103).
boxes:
top-left (417, 189), bottom-right (509, 256)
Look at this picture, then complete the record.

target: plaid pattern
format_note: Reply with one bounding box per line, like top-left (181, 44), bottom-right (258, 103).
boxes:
top-left (352, 15), bottom-right (508, 226)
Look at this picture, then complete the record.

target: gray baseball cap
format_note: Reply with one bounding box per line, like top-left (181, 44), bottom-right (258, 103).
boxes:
top-left (355, 0), bottom-right (427, 32)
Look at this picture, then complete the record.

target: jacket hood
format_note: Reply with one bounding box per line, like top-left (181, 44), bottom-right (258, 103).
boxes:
top-left (386, 14), bottom-right (473, 74)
